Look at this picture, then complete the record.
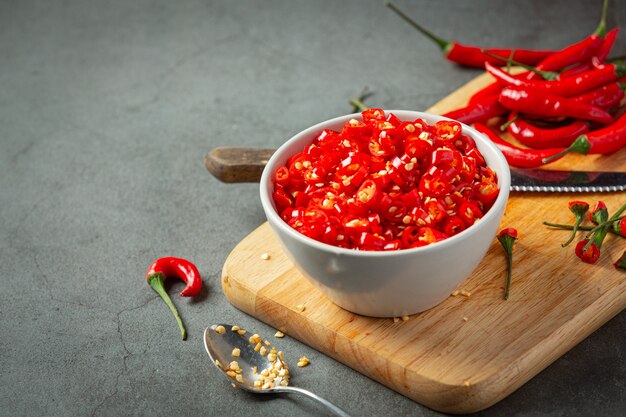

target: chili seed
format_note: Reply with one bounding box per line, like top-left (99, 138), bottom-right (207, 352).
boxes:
top-left (232, 348), bottom-right (241, 358)
top-left (275, 330), bottom-right (285, 338)
top-left (214, 325), bottom-right (226, 334)
top-left (260, 253), bottom-right (271, 260)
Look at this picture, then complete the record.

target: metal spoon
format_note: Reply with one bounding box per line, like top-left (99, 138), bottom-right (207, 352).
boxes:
top-left (204, 325), bottom-right (351, 417)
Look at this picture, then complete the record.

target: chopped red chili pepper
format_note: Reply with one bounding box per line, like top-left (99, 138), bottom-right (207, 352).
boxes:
top-left (272, 111), bottom-right (499, 250)
top-left (146, 257), bottom-right (203, 340)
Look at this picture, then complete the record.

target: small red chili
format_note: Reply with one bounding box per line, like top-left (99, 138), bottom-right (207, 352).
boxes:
top-left (146, 257), bottom-right (203, 340)
top-left (575, 240), bottom-right (601, 264)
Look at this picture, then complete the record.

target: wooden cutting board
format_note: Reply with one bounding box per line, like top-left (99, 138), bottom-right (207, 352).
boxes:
top-left (221, 72), bottom-right (626, 414)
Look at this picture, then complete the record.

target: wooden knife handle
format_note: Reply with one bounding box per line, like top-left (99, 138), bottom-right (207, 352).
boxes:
top-left (204, 147), bottom-right (276, 183)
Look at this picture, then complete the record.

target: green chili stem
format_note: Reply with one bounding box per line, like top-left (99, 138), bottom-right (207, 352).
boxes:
top-left (497, 234), bottom-right (516, 300)
top-left (482, 50), bottom-right (559, 80)
top-left (500, 114), bottom-right (518, 131)
top-left (385, 1), bottom-right (450, 51)
top-left (148, 272), bottom-right (187, 340)
top-left (349, 98), bottom-right (369, 112)
top-left (350, 87), bottom-right (371, 113)
top-left (561, 217), bottom-right (583, 247)
top-left (543, 221), bottom-right (625, 237)
top-left (504, 250), bottom-right (513, 300)
top-left (585, 215), bottom-right (626, 238)
top-left (594, 0), bottom-right (609, 37)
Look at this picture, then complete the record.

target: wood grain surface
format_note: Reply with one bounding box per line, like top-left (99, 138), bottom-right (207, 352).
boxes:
top-left (221, 71), bottom-right (626, 414)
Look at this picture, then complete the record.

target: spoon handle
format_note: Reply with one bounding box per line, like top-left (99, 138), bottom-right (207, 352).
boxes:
top-left (272, 386), bottom-right (351, 417)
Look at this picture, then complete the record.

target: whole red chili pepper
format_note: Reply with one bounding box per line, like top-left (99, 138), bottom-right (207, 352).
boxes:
top-left (385, 1), bottom-right (555, 68)
top-left (527, 0), bottom-right (608, 79)
top-left (572, 82), bottom-right (626, 110)
top-left (146, 257), bottom-right (203, 340)
top-left (442, 95), bottom-right (506, 125)
top-left (499, 86), bottom-right (614, 124)
top-left (507, 117), bottom-right (589, 149)
top-left (543, 111), bottom-right (626, 162)
top-left (474, 123), bottom-right (565, 168)
top-left (560, 28), bottom-right (619, 78)
top-left (486, 62), bottom-right (626, 98)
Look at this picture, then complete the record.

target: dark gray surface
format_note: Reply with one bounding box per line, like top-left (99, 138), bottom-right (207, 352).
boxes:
top-left (1, 0), bottom-right (624, 416)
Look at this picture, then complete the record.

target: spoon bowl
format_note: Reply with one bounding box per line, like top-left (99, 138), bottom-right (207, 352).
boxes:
top-left (204, 325), bottom-right (351, 416)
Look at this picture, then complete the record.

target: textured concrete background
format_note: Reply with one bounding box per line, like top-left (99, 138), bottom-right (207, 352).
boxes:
top-left (1, 0), bottom-right (624, 416)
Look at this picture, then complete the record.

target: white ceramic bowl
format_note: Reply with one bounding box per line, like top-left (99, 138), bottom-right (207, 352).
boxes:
top-left (260, 110), bottom-right (510, 317)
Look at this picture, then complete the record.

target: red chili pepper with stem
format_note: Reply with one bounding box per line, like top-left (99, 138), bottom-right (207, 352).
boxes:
top-left (560, 28), bottom-right (619, 78)
top-left (486, 61), bottom-right (626, 97)
top-left (527, 0), bottom-right (608, 79)
top-left (442, 95), bottom-right (507, 125)
top-left (497, 228), bottom-right (518, 300)
top-left (385, 1), bottom-right (555, 68)
top-left (146, 257), bottom-right (203, 340)
top-left (499, 86), bottom-right (614, 124)
top-left (576, 203), bottom-right (626, 264)
top-left (474, 123), bottom-right (565, 168)
top-left (507, 117), bottom-right (589, 149)
top-left (543, 111), bottom-right (626, 162)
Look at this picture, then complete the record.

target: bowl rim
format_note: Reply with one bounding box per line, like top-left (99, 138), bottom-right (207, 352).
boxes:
top-left (259, 110), bottom-right (511, 258)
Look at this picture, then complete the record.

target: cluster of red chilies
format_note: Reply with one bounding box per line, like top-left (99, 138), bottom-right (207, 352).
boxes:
top-left (388, 1), bottom-right (626, 168)
top-left (543, 201), bottom-right (626, 266)
top-left (272, 109), bottom-right (499, 251)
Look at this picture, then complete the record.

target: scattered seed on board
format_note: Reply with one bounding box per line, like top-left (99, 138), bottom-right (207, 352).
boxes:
top-left (463, 380), bottom-right (471, 387)
top-left (274, 330), bottom-right (285, 338)
top-left (214, 325), bottom-right (226, 334)
top-left (296, 304), bottom-right (305, 312)
top-left (460, 290), bottom-right (472, 297)
top-left (401, 315), bottom-right (409, 322)
top-left (297, 356), bottom-right (310, 367)
top-left (393, 317), bottom-right (400, 323)
top-left (451, 290), bottom-right (460, 296)
top-left (463, 317), bottom-right (469, 322)
top-left (260, 253), bottom-right (271, 261)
